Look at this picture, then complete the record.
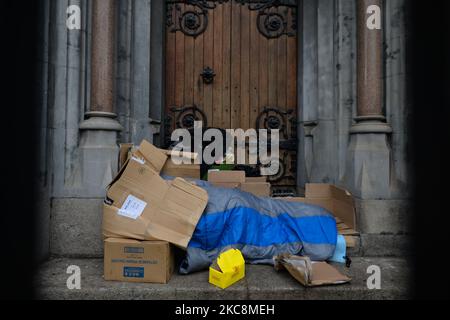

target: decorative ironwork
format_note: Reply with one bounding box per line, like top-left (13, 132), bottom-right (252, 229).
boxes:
top-left (167, 1), bottom-right (224, 37)
top-left (236, 0), bottom-right (297, 39)
top-left (260, 151), bottom-right (296, 183)
top-left (201, 66), bottom-right (216, 84)
top-left (256, 107), bottom-right (296, 140)
top-left (256, 107), bottom-right (298, 189)
top-left (166, 0), bottom-right (297, 39)
top-left (171, 105), bottom-right (208, 129)
top-left (164, 105), bottom-right (208, 147)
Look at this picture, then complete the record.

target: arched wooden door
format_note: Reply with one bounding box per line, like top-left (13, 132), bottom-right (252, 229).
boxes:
top-left (165, 0), bottom-right (298, 196)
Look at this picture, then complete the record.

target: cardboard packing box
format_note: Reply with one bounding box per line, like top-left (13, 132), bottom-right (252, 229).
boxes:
top-left (118, 143), bottom-right (134, 171)
top-left (208, 171), bottom-right (271, 197)
top-left (104, 238), bottom-right (174, 284)
top-left (245, 176), bottom-right (268, 183)
top-left (208, 171), bottom-right (246, 186)
top-left (103, 140), bottom-right (209, 249)
top-left (119, 143), bottom-right (201, 179)
top-left (211, 182), bottom-right (241, 189)
top-left (240, 182), bottom-right (271, 197)
top-left (161, 157), bottom-right (201, 179)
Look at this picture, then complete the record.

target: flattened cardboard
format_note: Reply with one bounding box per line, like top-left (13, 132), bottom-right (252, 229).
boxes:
top-left (208, 171), bottom-right (246, 184)
top-left (281, 184), bottom-right (357, 231)
top-left (103, 140), bottom-right (209, 249)
top-left (274, 254), bottom-right (351, 287)
top-left (104, 238), bottom-right (174, 284)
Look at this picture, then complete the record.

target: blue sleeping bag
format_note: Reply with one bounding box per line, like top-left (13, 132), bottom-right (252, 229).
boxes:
top-left (163, 177), bottom-right (338, 274)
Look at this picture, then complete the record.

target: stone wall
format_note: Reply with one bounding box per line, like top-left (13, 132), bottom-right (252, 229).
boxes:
top-left (36, 0), bottom-right (412, 260)
top-left (38, 0), bottom-right (160, 258)
top-left (298, 0), bottom-right (411, 242)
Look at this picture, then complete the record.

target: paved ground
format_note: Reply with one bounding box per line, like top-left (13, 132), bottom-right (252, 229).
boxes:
top-left (36, 257), bottom-right (411, 300)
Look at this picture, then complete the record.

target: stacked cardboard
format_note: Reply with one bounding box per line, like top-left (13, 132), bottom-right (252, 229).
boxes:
top-left (104, 141), bottom-right (208, 283)
top-left (119, 143), bottom-right (201, 179)
top-left (106, 140), bottom-right (359, 285)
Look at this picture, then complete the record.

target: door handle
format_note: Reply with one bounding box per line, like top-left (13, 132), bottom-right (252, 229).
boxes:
top-left (201, 67), bottom-right (216, 84)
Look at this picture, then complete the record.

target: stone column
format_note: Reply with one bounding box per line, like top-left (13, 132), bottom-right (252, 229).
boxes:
top-left (352, 0), bottom-right (391, 133)
top-left (90, 0), bottom-right (116, 115)
top-left (345, 0), bottom-right (392, 201)
top-left (79, 0), bottom-right (122, 197)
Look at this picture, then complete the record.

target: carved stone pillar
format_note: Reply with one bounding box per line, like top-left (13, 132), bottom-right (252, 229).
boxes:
top-left (345, 0), bottom-right (392, 200)
top-left (79, 0), bottom-right (122, 197)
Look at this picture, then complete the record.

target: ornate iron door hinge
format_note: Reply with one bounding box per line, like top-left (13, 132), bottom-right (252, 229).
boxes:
top-left (164, 105), bottom-right (208, 147)
top-left (167, 0), bottom-right (297, 39)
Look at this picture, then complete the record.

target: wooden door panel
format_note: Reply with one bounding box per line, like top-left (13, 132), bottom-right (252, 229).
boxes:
top-left (213, 3), bottom-right (224, 128)
top-left (222, 1), bottom-right (232, 129)
top-left (165, 0), bottom-right (298, 195)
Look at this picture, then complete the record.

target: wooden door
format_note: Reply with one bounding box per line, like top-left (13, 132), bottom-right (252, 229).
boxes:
top-left (165, 0), bottom-right (298, 196)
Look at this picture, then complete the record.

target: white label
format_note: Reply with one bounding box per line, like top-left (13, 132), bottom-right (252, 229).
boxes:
top-left (118, 195), bottom-right (147, 220)
top-left (131, 156), bottom-right (145, 165)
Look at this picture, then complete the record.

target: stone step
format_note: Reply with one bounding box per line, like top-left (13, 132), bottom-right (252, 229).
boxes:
top-left (36, 257), bottom-right (411, 300)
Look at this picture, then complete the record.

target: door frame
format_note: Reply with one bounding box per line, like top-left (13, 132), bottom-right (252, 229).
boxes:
top-left (153, 0), bottom-right (303, 190)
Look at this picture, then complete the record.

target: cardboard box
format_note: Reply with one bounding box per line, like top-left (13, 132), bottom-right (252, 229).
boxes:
top-left (103, 140), bottom-right (209, 249)
top-left (240, 182), bottom-right (271, 197)
top-left (245, 176), bottom-right (268, 183)
top-left (209, 249), bottom-right (245, 289)
top-left (162, 159), bottom-right (201, 179)
top-left (104, 238), bottom-right (174, 284)
top-left (208, 171), bottom-right (271, 197)
top-left (280, 184), bottom-right (356, 231)
top-left (118, 143), bottom-right (134, 171)
top-left (118, 143), bottom-right (201, 179)
top-left (208, 171), bottom-right (246, 185)
top-left (160, 149), bottom-right (199, 161)
top-left (211, 182), bottom-right (241, 189)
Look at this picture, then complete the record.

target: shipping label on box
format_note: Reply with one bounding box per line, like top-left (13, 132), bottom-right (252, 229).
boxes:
top-left (104, 238), bottom-right (174, 284)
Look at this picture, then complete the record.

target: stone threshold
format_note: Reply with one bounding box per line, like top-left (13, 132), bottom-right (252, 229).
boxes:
top-left (36, 257), bottom-right (411, 300)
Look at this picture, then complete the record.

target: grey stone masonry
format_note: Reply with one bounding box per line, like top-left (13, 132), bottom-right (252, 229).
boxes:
top-left (36, 257), bottom-right (411, 300)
